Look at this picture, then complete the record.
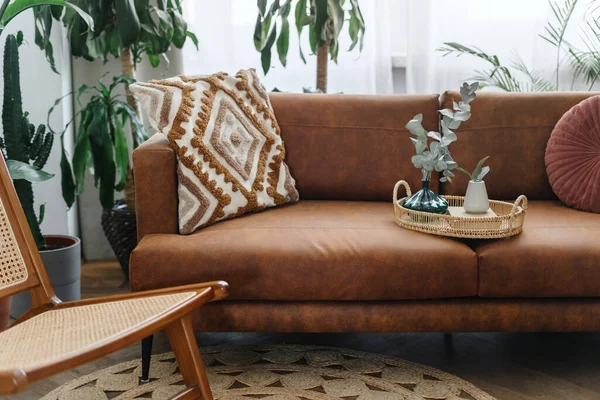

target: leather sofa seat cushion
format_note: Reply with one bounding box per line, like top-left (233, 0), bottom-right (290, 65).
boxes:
top-left (474, 201), bottom-right (600, 297)
top-left (130, 201), bottom-right (478, 301)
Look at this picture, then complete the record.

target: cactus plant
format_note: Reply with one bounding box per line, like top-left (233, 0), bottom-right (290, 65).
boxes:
top-left (1, 34), bottom-right (54, 250)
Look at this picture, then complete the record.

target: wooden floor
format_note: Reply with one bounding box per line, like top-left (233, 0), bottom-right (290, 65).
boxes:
top-left (4, 261), bottom-right (600, 399)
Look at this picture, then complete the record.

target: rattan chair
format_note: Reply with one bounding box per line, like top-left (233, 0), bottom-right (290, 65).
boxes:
top-left (0, 156), bottom-right (228, 398)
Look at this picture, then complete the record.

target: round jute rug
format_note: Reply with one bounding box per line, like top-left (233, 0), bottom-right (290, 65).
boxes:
top-left (41, 344), bottom-right (496, 400)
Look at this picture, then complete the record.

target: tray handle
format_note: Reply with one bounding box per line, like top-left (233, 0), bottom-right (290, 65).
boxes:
top-left (510, 195), bottom-right (528, 218)
top-left (393, 180), bottom-right (412, 203)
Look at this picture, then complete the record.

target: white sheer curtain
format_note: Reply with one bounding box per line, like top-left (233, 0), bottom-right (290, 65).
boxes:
top-left (181, 0), bottom-right (393, 94)
top-left (181, 1), bottom-right (595, 95)
top-left (406, 0), bottom-right (593, 94)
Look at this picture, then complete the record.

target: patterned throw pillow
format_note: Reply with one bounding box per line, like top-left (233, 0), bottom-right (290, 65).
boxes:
top-left (131, 70), bottom-right (299, 234)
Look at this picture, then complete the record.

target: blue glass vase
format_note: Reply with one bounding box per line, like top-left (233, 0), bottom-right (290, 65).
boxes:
top-left (403, 180), bottom-right (448, 214)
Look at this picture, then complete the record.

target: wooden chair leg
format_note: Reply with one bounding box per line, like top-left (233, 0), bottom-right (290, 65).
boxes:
top-left (141, 334), bottom-right (154, 382)
top-left (165, 315), bottom-right (213, 400)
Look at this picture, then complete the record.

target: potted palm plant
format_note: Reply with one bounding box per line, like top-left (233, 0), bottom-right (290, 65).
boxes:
top-left (36, 0), bottom-right (196, 278)
top-left (0, 0), bottom-right (93, 322)
top-left (253, 0), bottom-right (366, 93)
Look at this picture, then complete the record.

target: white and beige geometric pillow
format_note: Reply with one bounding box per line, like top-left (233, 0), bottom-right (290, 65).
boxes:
top-left (130, 69), bottom-right (299, 234)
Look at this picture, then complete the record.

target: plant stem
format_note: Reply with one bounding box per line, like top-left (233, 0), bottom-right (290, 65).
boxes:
top-left (119, 46), bottom-right (139, 211)
top-left (119, 46), bottom-right (141, 148)
top-left (316, 41), bottom-right (329, 93)
top-left (555, 48), bottom-right (560, 90)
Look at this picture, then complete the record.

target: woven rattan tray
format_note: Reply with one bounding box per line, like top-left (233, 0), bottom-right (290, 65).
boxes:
top-left (393, 180), bottom-right (527, 239)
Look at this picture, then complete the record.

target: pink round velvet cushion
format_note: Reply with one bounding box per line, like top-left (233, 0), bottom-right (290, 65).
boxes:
top-left (545, 95), bottom-right (600, 213)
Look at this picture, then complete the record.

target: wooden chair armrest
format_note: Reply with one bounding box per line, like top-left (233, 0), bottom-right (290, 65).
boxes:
top-left (0, 370), bottom-right (27, 395)
top-left (13, 281), bottom-right (229, 325)
top-left (55, 281), bottom-right (229, 310)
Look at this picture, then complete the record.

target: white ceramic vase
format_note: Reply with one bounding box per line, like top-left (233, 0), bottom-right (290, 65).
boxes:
top-left (463, 180), bottom-right (489, 213)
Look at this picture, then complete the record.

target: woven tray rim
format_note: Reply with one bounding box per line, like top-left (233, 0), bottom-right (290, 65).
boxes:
top-left (392, 180), bottom-right (527, 239)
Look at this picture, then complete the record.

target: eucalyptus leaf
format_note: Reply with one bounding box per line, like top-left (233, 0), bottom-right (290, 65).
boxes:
top-left (438, 109), bottom-right (454, 118)
top-left (406, 114), bottom-right (427, 138)
top-left (410, 137), bottom-right (427, 154)
top-left (411, 154), bottom-right (424, 169)
top-left (427, 131), bottom-right (441, 141)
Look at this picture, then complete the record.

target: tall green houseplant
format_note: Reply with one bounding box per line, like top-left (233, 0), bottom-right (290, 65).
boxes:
top-left (0, 0), bottom-right (92, 249)
top-left (35, 0), bottom-right (197, 210)
top-left (254, 0), bottom-right (366, 93)
top-left (1, 34), bottom-right (54, 249)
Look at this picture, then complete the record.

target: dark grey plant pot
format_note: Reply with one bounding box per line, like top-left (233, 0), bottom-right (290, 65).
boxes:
top-left (10, 235), bottom-right (81, 319)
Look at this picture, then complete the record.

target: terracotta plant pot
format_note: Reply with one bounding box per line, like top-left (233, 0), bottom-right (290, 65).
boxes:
top-left (10, 235), bottom-right (81, 319)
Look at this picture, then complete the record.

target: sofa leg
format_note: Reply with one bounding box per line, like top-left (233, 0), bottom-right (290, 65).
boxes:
top-left (444, 333), bottom-right (453, 355)
top-left (141, 334), bottom-right (154, 382)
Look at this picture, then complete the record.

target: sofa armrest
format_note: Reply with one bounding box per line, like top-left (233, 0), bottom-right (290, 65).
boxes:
top-left (133, 133), bottom-right (178, 240)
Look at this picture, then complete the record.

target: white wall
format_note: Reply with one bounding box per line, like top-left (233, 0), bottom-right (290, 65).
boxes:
top-left (0, 12), bottom-right (77, 238)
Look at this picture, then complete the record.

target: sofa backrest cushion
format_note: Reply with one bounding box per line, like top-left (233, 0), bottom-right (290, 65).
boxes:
top-left (440, 91), bottom-right (595, 200)
top-left (270, 93), bottom-right (440, 201)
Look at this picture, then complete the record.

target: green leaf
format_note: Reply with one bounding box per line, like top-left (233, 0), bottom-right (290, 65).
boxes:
top-left (258, 0), bottom-right (267, 16)
top-left (115, 0), bottom-right (141, 48)
top-left (471, 156), bottom-right (490, 181)
top-left (107, 26), bottom-right (121, 58)
top-left (1, 0), bottom-right (94, 34)
top-left (68, 11), bottom-right (90, 58)
top-left (261, 22), bottom-right (277, 74)
top-left (113, 100), bottom-right (147, 147)
top-left (85, 103), bottom-right (116, 210)
top-left (313, 0), bottom-right (328, 47)
top-left (348, 9), bottom-right (360, 51)
top-left (170, 8), bottom-right (187, 48)
top-left (88, 0), bottom-right (109, 37)
top-left (6, 159), bottom-right (54, 182)
top-left (477, 165), bottom-right (490, 181)
top-left (186, 30), bottom-right (198, 49)
top-left (60, 135), bottom-right (75, 208)
top-left (253, 13), bottom-right (264, 50)
top-left (349, 0), bottom-right (365, 51)
top-left (72, 108), bottom-right (93, 194)
top-left (294, 0), bottom-right (309, 63)
top-left (38, 203), bottom-right (45, 225)
top-left (308, 23), bottom-right (317, 54)
top-left (112, 111), bottom-right (129, 191)
top-left (327, 0), bottom-right (344, 45)
top-left (276, 15), bottom-right (289, 66)
top-left (147, 52), bottom-right (160, 67)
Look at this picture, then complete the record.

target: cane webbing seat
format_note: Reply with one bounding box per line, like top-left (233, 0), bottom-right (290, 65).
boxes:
top-left (0, 197), bottom-right (28, 290)
top-left (0, 293), bottom-right (194, 372)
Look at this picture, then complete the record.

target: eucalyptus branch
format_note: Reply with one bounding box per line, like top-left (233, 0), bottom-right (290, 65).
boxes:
top-left (406, 82), bottom-right (478, 183)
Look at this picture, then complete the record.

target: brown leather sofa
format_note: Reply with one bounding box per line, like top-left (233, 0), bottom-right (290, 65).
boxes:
top-left (130, 91), bottom-right (600, 333)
